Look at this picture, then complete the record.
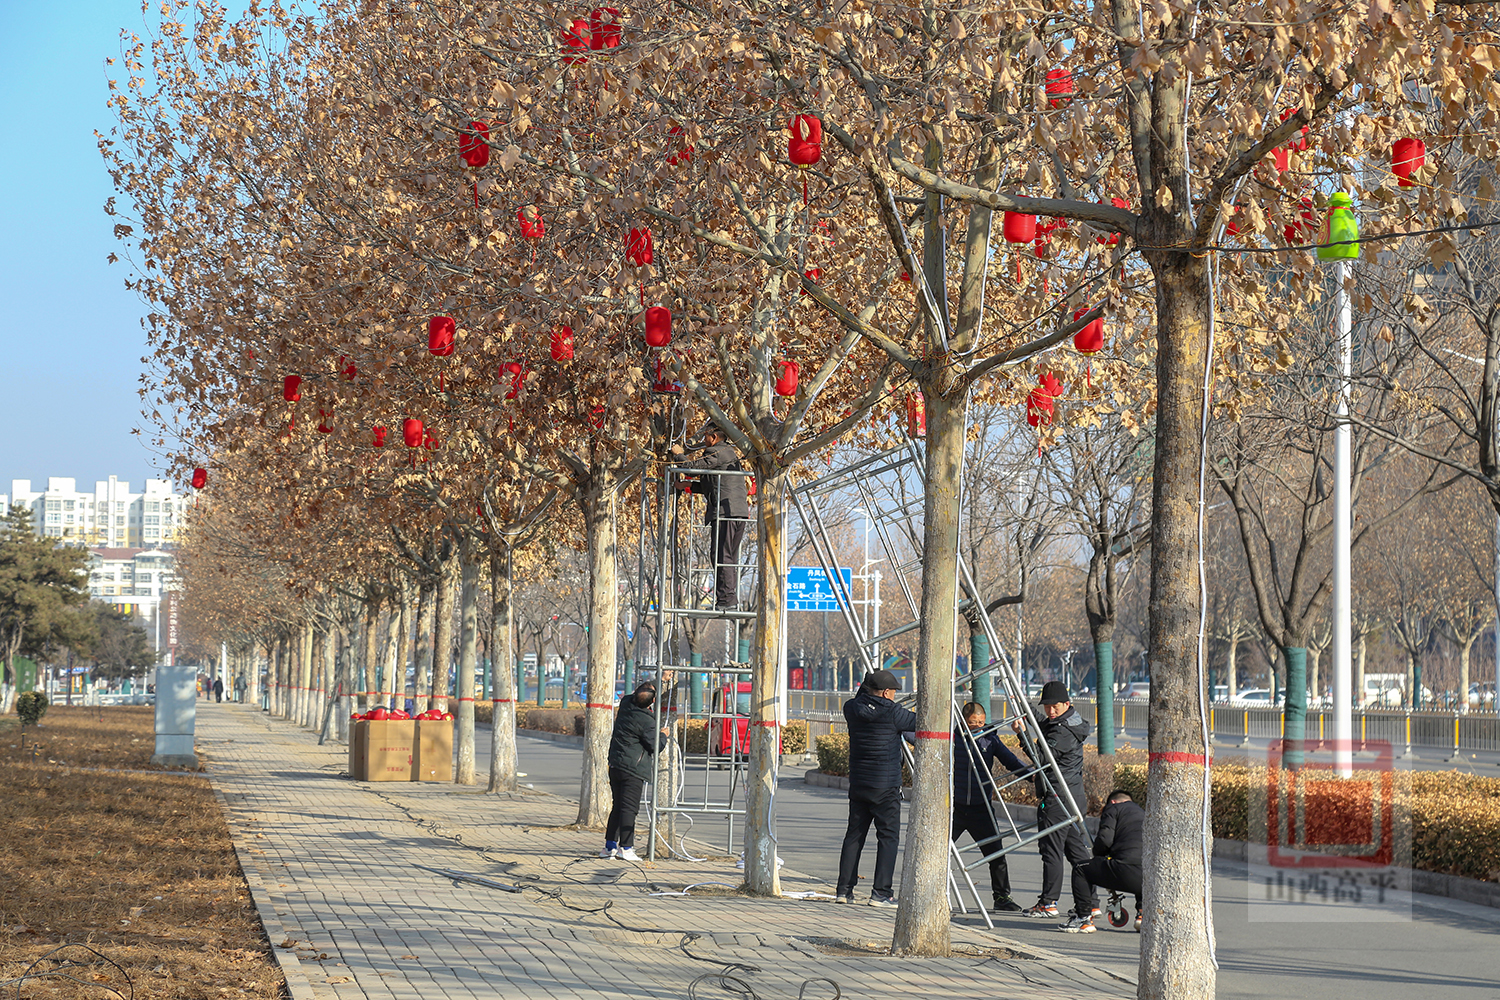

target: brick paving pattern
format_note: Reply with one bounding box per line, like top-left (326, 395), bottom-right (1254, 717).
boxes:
top-left (199, 705), bottom-right (1134, 999)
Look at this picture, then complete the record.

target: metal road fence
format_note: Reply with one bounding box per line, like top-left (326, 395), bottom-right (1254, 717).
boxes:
top-left (787, 689), bottom-right (1500, 759)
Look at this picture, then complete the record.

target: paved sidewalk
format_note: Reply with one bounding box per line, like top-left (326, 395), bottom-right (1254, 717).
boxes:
top-left (198, 705), bottom-right (1134, 1000)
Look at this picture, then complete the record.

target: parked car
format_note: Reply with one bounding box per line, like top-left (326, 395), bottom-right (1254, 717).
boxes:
top-left (1121, 681), bottom-right (1151, 700)
top-left (1230, 688), bottom-right (1282, 707)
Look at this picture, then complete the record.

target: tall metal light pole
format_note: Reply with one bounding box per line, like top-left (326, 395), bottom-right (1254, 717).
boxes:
top-left (1332, 256), bottom-right (1354, 777)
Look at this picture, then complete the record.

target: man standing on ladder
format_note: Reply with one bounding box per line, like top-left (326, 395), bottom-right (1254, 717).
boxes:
top-left (681, 423), bottom-right (749, 610)
top-left (1011, 680), bottom-right (1096, 931)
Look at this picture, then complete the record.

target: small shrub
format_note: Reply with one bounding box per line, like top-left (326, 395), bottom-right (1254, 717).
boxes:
top-left (782, 720), bottom-right (809, 755)
top-left (816, 733), bottom-right (849, 775)
top-left (16, 692), bottom-right (48, 726)
top-left (520, 707), bottom-right (585, 736)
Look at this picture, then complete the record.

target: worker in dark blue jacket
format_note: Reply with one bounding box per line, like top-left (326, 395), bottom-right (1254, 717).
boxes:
top-left (953, 701), bottom-right (1030, 912)
top-left (834, 669), bottom-right (917, 907)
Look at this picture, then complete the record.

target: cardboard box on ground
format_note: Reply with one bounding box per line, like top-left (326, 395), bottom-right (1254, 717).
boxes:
top-left (413, 718), bottom-right (453, 782)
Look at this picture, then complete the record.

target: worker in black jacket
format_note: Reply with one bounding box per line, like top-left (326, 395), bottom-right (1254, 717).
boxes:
top-left (953, 701), bottom-right (1030, 912)
top-left (1075, 789), bottom-right (1146, 931)
top-left (835, 669), bottom-right (918, 907)
top-left (1012, 680), bottom-right (1096, 930)
top-left (602, 682), bottom-right (669, 862)
top-left (681, 424), bottom-right (750, 609)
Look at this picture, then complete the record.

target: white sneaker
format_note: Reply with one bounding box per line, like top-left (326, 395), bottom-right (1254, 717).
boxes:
top-left (598, 847), bottom-right (616, 858)
top-left (617, 847), bottom-right (642, 862)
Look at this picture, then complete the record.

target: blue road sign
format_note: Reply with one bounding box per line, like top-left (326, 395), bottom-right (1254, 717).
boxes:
top-left (785, 566), bottom-right (852, 611)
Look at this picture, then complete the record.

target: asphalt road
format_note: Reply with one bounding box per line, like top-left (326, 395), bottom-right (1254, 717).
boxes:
top-left (475, 732), bottom-right (1500, 1000)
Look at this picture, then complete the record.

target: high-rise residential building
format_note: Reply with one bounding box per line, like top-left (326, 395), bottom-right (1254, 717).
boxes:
top-left (1, 477), bottom-right (185, 547)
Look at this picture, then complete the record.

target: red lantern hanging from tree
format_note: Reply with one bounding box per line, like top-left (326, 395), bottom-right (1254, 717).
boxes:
top-left (801, 267), bottom-right (821, 296)
top-left (644, 306), bottom-right (672, 348)
top-left (337, 355), bottom-right (358, 380)
top-left (317, 409), bottom-right (334, 434)
top-left (625, 227), bottom-right (654, 266)
top-left (1284, 196), bottom-right (1316, 243)
top-left (1393, 137), bottom-right (1425, 188)
top-left (1003, 211), bottom-right (1037, 244)
top-left (428, 316), bottom-right (456, 357)
top-left (518, 207), bottom-right (545, 240)
top-left (372, 426), bottom-right (388, 448)
top-left (1096, 198), bottom-right (1131, 246)
top-left (550, 324), bottom-right (574, 362)
top-left (403, 418), bottom-right (424, 448)
top-left (589, 7), bottom-right (621, 51)
top-left (500, 361), bottom-right (525, 400)
top-left (561, 19), bottom-right (590, 64)
top-left (1027, 372), bottom-right (1064, 428)
top-left (1073, 307), bottom-right (1104, 355)
top-left (1044, 68), bottom-right (1074, 108)
top-left (788, 114), bottom-right (822, 167)
top-left (906, 393), bottom-right (926, 438)
top-left (283, 375), bottom-right (302, 402)
top-left (1272, 107), bottom-right (1309, 173)
top-left (458, 121), bottom-right (490, 168)
top-left (775, 360), bottom-right (800, 397)
top-left (191, 468), bottom-right (207, 490)
top-left (666, 125), bottom-right (694, 166)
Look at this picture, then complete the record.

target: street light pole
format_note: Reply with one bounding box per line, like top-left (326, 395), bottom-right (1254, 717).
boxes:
top-left (1332, 257), bottom-right (1354, 777)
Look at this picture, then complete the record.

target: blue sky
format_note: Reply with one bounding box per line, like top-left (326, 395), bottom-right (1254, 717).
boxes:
top-left (0, 2), bottom-right (181, 494)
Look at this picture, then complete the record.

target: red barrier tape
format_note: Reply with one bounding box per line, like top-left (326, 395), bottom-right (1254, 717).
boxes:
top-left (915, 731), bottom-right (951, 740)
top-left (1148, 751), bottom-right (1211, 765)
top-left (586, 702), bottom-right (614, 710)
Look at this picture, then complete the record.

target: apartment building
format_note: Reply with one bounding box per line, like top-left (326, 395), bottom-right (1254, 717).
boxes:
top-left (1, 476), bottom-right (185, 547)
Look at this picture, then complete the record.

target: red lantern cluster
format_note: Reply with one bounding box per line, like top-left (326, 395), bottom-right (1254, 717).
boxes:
top-left (667, 125), bottom-right (694, 166)
top-left (775, 360), bottom-right (799, 397)
top-left (788, 115), bottom-right (823, 167)
top-left (458, 121), bottom-right (490, 168)
top-left (1073, 306), bottom-right (1104, 356)
top-left (428, 316), bottom-right (456, 357)
top-left (1026, 372), bottom-right (1064, 428)
top-left (283, 375), bottom-right (302, 402)
top-left (1003, 211), bottom-right (1037, 244)
top-left (191, 468), bottom-right (208, 490)
top-left (518, 207), bottom-right (545, 241)
top-left (1045, 68), bottom-right (1074, 108)
top-left (416, 709), bottom-right (454, 721)
top-left (372, 425), bottom-right (388, 448)
top-left (403, 418), bottom-right (424, 448)
top-left (626, 227), bottom-right (654, 266)
top-left (1393, 137), bottom-right (1425, 188)
top-left (551, 324), bottom-right (575, 362)
top-left (644, 306), bottom-right (672, 348)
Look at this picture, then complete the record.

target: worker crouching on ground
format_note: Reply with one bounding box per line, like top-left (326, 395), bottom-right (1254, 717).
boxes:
top-left (1075, 789), bottom-right (1146, 932)
top-left (835, 669), bottom-right (917, 907)
top-left (1011, 680), bottom-right (1096, 931)
top-left (953, 701), bottom-right (1031, 913)
top-left (602, 682), bottom-right (669, 862)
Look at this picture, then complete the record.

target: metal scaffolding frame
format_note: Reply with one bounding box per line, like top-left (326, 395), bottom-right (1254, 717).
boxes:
top-left (788, 436), bottom-right (1089, 923)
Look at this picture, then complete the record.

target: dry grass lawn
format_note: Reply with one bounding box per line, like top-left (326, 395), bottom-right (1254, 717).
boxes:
top-left (0, 706), bottom-right (285, 998)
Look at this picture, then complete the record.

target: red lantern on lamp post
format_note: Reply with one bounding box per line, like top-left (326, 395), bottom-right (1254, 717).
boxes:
top-left (644, 306), bottom-right (672, 348)
top-left (191, 468), bottom-right (207, 490)
top-left (625, 227), bottom-right (653, 266)
top-left (775, 360), bottom-right (799, 397)
top-left (551, 324), bottom-right (574, 362)
top-left (283, 375), bottom-right (302, 402)
top-left (1393, 137), bottom-right (1425, 188)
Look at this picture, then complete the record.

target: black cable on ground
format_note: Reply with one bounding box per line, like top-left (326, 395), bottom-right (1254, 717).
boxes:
top-left (686, 972), bottom-right (841, 1000)
top-left (1, 944), bottom-right (133, 1000)
top-left (678, 933), bottom-right (760, 974)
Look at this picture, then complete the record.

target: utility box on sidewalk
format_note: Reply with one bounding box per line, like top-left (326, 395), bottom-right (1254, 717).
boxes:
top-left (347, 718), bottom-right (368, 779)
top-left (413, 718), bottom-right (453, 782)
top-left (362, 719), bottom-right (414, 781)
top-left (150, 663), bottom-right (198, 768)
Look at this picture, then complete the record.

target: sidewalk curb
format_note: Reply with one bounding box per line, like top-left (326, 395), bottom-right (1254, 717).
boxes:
top-left (807, 770), bottom-right (1500, 911)
top-left (206, 783), bottom-right (323, 1000)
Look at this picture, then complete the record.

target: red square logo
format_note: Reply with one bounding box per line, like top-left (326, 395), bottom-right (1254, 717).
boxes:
top-left (1265, 740), bottom-right (1395, 869)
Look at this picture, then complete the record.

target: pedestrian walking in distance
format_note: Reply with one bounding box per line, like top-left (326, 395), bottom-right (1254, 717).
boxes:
top-left (602, 682), bottom-right (668, 862)
top-left (953, 701), bottom-right (1031, 913)
top-left (835, 669), bottom-right (917, 907)
top-left (1011, 680), bottom-right (1096, 931)
top-left (213, 677), bottom-right (224, 703)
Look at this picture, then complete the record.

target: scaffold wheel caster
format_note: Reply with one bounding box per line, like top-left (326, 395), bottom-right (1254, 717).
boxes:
top-left (1106, 892), bottom-right (1130, 928)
